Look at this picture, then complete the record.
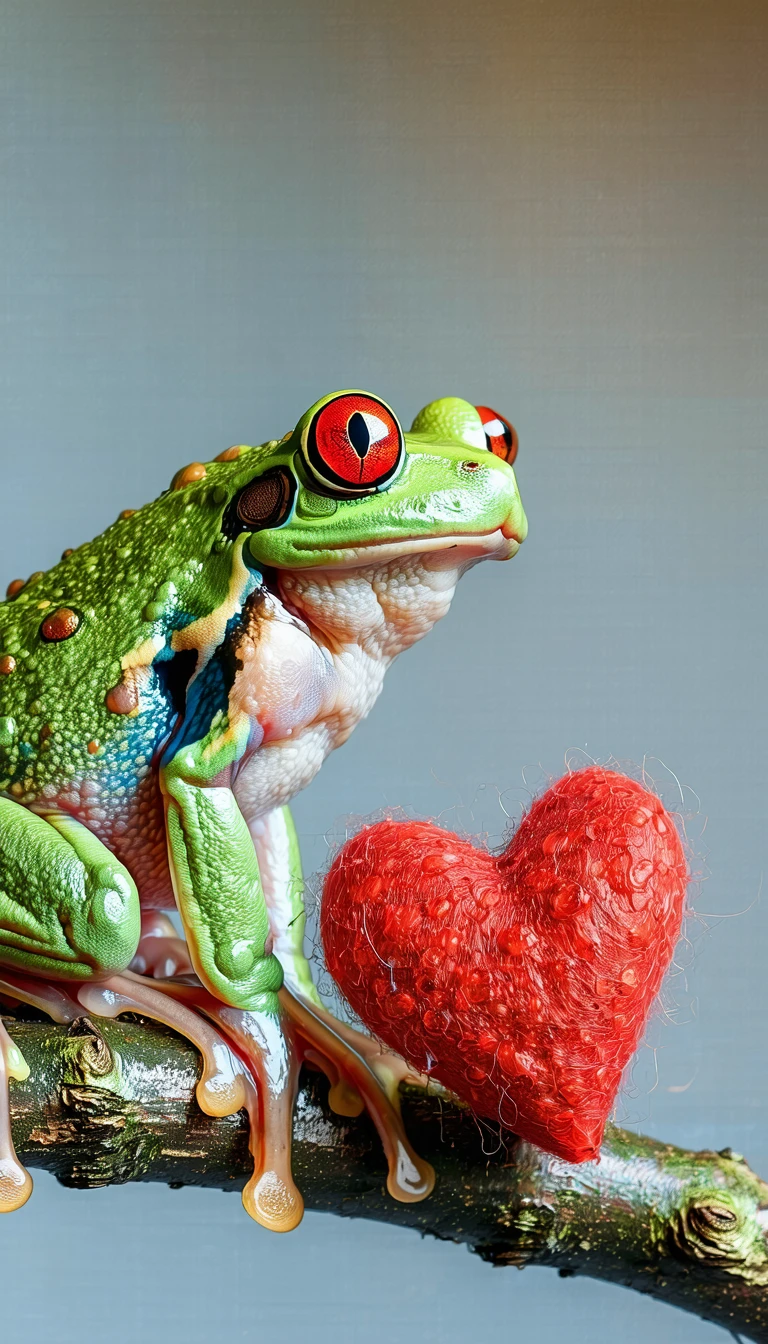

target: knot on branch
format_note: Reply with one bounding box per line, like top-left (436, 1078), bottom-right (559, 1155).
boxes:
top-left (26, 1017), bottom-right (161, 1190)
top-left (66, 1017), bottom-right (116, 1082)
top-left (665, 1188), bottom-right (768, 1285)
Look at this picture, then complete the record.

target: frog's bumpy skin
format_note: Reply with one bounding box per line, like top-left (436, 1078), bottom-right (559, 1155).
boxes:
top-left (0, 390), bottom-right (524, 1228)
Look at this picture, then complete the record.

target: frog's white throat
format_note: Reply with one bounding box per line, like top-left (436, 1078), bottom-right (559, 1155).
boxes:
top-left (277, 552), bottom-right (467, 663)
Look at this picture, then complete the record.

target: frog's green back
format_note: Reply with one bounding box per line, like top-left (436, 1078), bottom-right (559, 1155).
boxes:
top-left (0, 445), bottom-right (269, 804)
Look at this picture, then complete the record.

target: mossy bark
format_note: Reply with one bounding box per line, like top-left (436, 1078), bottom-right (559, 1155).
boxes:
top-left (6, 1014), bottom-right (768, 1342)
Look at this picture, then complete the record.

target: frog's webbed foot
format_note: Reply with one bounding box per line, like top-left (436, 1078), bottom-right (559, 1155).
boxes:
top-left (280, 988), bottom-right (435, 1204)
top-left (129, 912), bottom-right (194, 980)
top-left (0, 966), bottom-right (433, 1227)
top-left (289, 990), bottom-right (431, 1106)
top-left (77, 973), bottom-right (304, 1232)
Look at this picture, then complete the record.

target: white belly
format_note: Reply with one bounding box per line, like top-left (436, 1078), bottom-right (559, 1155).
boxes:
top-left (232, 604), bottom-right (387, 824)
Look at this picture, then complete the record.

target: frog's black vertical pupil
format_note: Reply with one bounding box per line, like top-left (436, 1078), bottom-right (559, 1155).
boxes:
top-left (347, 411), bottom-right (371, 459)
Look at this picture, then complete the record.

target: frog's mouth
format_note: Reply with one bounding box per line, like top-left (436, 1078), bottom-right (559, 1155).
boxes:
top-left (291, 520), bottom-right (523, 571)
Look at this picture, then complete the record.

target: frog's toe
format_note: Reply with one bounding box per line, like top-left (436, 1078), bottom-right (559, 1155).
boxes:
top-left (130, 913), bottom-right (194, 980)
top-left (287, 991), bottom-right (430, 1107)
top-left (0, 1020), bottom-right (32, 1213)
top-left (281, 988), bottom-right (435, 1205)
top-left (198, 998), bottom-right (304, 1232)
top-left (78, 974), bottom-right (305, 1232)
top-left (77, 975), bottom-right (247, 1117)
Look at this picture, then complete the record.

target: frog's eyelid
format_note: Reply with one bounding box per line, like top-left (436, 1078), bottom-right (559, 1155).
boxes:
top-left (220, 467), bottom-right (297, 539)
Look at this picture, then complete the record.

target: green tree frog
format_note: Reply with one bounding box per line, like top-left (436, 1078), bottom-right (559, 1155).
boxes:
top-left (0, 391), bottom-right (526, 1228)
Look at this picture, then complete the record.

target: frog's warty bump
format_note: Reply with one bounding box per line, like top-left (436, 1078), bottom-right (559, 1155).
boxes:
top-left (39, 607), bottom-right (81, 643)
top-left (105, 677), bottom-right (141, 716)
top-left (172, 462), bottom-right (207, 489)
top-left (5, 580), bottom-right (25, 599)
top-left (215, 444), bottom-right (243, 462)
top-left (0, 719), bottom-right (17, 747)
top-left (0, 657), bottom-right (16, 675)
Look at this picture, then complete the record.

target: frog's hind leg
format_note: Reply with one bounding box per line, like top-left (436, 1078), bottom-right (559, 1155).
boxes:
top-left (0, 798), bottom-right (146, 1210)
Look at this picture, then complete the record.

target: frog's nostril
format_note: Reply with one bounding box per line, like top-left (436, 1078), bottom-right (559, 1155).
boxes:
top-left (459, 461), bottom-right (483, 473)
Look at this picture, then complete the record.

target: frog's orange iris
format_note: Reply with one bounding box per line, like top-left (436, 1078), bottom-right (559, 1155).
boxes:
top-left (475, 406), bottom-right (518, 464)
top-left (302, 393), bottom-right (404, 496)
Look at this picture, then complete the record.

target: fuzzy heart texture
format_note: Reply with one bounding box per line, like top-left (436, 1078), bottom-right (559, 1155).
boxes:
top-left (321, 767), bottom-right (688, 1163)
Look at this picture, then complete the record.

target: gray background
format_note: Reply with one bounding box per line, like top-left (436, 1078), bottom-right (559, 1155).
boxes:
top-left (0, 0), bottom-right (766, 1339)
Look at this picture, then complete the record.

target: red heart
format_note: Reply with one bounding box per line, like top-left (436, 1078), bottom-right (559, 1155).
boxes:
top-left (321, 766), bottom-right (687, 1163)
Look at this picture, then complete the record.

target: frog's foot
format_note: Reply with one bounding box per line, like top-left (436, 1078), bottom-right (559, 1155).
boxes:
top-left (287, 988), bottom-right (431, 1109)
top-left (77, 974), bottom-right (304, 1232)
top-left (280, 987), bottom-right (435, 1204)
top-left (129, 912), bottom-right (194, 980)
top-left (0, 1019), bottom-right (32, 1212)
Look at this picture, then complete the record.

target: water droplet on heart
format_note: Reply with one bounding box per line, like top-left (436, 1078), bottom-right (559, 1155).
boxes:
top-left (624, 806), bottom-right (652, 827)
top-left (353, 873), bottom-right (383, 903)
top-left (476, 1031), bottom-right (499, 1055)
top-left (497, 1042), bottom-right (537, 1078)
top-left (422, 851), bottom-right (458, 874)
top-left (525, 864), bottom-right (559, 891)
top-left (423, 1008), bottom-right (450, 1033)
top-left (497, 926), bottom-right (525, 956)
top-left (542, 828), bottom-right (576, 856)
top-left (386, 992), bottom-right (416, 1018)
top-left (462, 969), bottom-right (490, 1003)
top-left (631, 859), bottom-right (654, 888)
top-left (466, 1065), bottom-right (487, 1085)
top-left (479, 889), bottom-right (500, 909)
top-left (550, 881), bottom-right (589, 919)
top-left (435, 928), bottom-right (461, 953)
top-left (427, 896), bottom-right (453, 921)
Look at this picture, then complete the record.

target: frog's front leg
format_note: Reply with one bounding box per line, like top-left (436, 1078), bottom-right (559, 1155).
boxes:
top-left (160, 743), bottom-right (304, 1231)
top-left (248, 804), bottom-right (435, 1201)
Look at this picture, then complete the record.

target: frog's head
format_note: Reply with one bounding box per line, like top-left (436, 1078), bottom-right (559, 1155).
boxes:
top-left (224, 391), bottom-right (527, 576)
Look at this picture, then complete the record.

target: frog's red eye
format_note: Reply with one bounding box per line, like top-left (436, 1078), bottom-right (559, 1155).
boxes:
top-left (475, 406), bottom-right (518, 465)
top-left (301, 393), bottom-right (405, 496)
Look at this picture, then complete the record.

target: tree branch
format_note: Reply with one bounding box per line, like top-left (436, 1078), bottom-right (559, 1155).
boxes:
top-left (6, 1013), bottom-right (768, 1342)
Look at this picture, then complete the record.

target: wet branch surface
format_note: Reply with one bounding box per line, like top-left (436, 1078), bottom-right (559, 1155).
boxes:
top-left (6, 1013), bottom-right (768, 1342)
